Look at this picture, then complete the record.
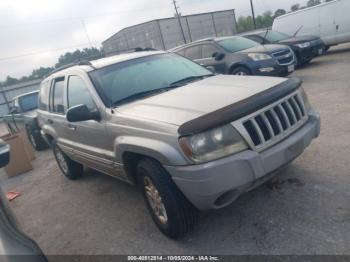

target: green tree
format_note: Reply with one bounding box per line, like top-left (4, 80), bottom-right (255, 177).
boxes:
top-left (30, 67), bottom-right (54, 79)
top-left (256, 11), bottom-right (274, 28)
top-left (291, 4), bottom-right (300, 11)
top-left (307, 0), bottom-right (321, 7)
top-left (55, 47), bottom-right (104, 68)
top-left (237, 16), bottom-right (254, 32)
top-left (274, 9), bottom-right (287, 18)
top-left (1, 76), bottom-right (19, 87)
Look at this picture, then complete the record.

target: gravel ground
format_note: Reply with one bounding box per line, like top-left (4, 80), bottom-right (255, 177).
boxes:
top-left (1, 44), bottom-right (350, 255)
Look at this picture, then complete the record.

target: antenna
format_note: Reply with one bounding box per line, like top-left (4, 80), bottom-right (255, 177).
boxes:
top-left (80, 19), bottom-right (94, 48)
top-left (172, 0), bottom-right (187, 44)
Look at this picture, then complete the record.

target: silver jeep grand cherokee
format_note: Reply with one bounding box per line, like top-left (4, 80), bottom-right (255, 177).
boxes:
top-left (37, 51), bottom-right (320, 238)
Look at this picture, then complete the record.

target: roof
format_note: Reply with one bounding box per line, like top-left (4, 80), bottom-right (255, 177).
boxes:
top-left (45, 51), bottom-right (167, 79)
top-left (170, 35), bottom-right (244, 51)
top-left (274, 0), bottom-right (337, 20)
top-left (102, 9), bottom-right (236, 44)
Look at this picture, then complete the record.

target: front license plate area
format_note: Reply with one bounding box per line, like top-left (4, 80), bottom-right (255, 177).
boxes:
top-left (288, 65), bottom-right (295, 73)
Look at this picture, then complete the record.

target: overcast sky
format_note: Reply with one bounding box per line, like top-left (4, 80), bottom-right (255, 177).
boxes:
top-left (0, 0), bottom-right (308, 81)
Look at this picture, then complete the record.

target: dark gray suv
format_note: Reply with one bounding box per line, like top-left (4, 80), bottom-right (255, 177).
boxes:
top-left (171, 36), bottom-right (296, 76)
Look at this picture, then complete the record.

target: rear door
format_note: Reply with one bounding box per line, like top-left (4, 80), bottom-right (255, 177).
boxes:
top-left (48, 77), bottom-right (68, 146)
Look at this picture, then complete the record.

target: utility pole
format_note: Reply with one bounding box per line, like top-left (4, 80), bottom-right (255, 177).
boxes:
top-left (172, 0), bottom-right (187, 44)
top-left (250, 0), bottom-right (257, 29)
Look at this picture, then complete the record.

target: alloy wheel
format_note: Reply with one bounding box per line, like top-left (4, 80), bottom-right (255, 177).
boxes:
top-left (143, 176), bottom-right (168, 225)
top-left (55, 147), bottom-right (68, 174)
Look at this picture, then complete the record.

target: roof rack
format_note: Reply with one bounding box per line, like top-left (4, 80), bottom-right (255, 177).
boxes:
top-left (45, 60), bottom-right (96, 78)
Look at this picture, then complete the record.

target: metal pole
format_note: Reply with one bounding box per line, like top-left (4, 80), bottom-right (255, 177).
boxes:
top-left (172, 0), bottom-right (187, 44)
top-left (250, 0), bottom-right (257, 29)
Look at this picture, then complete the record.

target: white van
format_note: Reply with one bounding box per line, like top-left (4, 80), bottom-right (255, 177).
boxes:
top-left (273, 0), bottom-right (350, 48)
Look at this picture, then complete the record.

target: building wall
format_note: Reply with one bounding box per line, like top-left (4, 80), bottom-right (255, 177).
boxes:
top-left (102, 10), bottom-right (237, 56)
top-left (0, 79), bottom-right (42, 117)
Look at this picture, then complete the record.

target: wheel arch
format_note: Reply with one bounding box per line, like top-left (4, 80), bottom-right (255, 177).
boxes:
top-left (229, 63), bottom-right (252, 74)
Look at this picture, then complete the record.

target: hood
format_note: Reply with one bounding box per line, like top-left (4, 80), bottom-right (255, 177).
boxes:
top-left (279, 35), bottom-right (320, 44)
top-left (116, 75), bottom-right (287, 126)
top-left (238, 44), bottom-right (288, 54)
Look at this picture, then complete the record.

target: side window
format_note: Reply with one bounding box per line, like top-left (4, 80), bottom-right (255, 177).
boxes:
top-left (52, 78), bottom-right (65, 114)
top-left (184, 46), bottom-right (201, 60)
top-left (201, 44), bottom-right (220, 59)
top-left (38, 81), bottom-right (50, 110)
top-left (67, 76), bottom-right (95, 110)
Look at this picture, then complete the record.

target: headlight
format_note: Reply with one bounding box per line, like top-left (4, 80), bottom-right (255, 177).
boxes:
top-left (295, 42), bottom-right (310, 48)
top-left (179, 124), bottom-right (248, 163)
top-left (247, 53), bottom-right (272, 61)
top-left (300, 87), bottom-right (311, 112)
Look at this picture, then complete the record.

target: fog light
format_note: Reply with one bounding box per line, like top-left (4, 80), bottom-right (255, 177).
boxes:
top-left (259, 67), bottom-right (275, 73)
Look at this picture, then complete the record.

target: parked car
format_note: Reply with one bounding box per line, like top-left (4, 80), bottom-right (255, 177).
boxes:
top-left (37, 51), bottom-right (320, 238)
top-left (240, 30), bottom-right (326, 66)
top-left (0, 139), bottom-right (47, 261)
top-left (170, 36), bottom-right (296, 76)
top-left (273, 0), bottom-right (350, 49)
top-left (3, 91), bottom-right (48, 151)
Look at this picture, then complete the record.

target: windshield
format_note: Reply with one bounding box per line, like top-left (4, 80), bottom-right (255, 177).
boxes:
top-left (260, 31), bottom-right (290, 43)
top-left (89, 53), bottom-right (212, 106)
top-left (18, 92), bottom-right (39, 112)
top-left (217, 36), bottom-right (260, 53)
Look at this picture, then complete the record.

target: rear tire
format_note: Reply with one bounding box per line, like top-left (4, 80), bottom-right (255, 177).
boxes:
top-left (52, 140), bottom-right (84, 180)
top-left (231, 66), bottom-right (251, 76)
top-left (26, 128), bottom-right (48, 151)
top-left (137, 158), bottom-right (198, 239)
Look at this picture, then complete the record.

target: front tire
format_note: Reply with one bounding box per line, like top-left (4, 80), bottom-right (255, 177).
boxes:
top-left (231, 66), bottom-right (251, 76)
top-left (137, 158), bottom-right (198, 239)
top-left (52, 141), bottom-right (84, 180)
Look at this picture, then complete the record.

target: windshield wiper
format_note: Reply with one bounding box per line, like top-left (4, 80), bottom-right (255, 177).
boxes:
top-left (112, 86), bottom-right (181, 107)
top-left (112, 74), bottom-right (214, 107)
top-left (169, 74), bottom-right (214, 86)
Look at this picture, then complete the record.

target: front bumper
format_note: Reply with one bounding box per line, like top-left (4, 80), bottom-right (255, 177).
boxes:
top-left (251, 60), bottom-right (295, 77)
top-left (165, 110), bottom-right (320, 210)
top-left (295, 43), bottom-right (326, 64)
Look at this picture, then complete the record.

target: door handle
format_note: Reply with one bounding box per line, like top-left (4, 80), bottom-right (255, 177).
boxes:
top-left (68, 124), bottom-right (77, 131)
top-left (47, 119), bottom-right (54, 124)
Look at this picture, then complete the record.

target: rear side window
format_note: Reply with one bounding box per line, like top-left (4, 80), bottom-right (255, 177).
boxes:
top-left (67, 76), bottom-right (95, 110)
top-left (52, 78), bottom-right (65, 114)
top-left (38, 81), bottom-right (50, 110)
top-left (184, 46), bottom-right (201, 60)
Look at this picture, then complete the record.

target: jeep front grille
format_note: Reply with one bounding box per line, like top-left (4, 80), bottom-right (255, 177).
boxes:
top-left (232, 90), bottom-right (308, 152)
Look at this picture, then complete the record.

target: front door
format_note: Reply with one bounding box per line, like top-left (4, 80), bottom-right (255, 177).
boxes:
top-left (63, 75), bottom-right (120, 176)
top-left (195, 44), bottom-right (226, 74)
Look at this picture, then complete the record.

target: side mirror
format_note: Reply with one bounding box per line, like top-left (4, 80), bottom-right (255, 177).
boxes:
top-left (66, 104), bottom-right (100, 122)
top-left (213, 52), bottom-right (225, 61)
